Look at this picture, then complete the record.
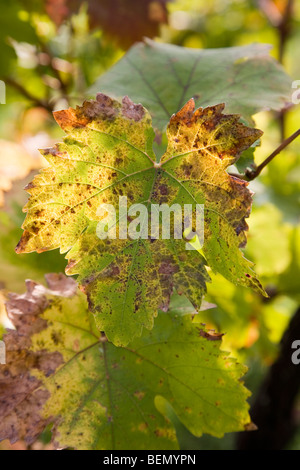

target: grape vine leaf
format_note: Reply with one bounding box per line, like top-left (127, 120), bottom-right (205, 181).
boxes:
top-left (89, 40), bottom-right (292, 131)
top-left (16, 93), bottom-right (266, 346)
top-left (0, 275), bottom-right (252, 450)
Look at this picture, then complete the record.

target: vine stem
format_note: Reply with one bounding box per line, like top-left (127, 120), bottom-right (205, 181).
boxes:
top-left (258, 0), bottom-right (294, 140)
top-left (243, 128), bottom-right (300, 181)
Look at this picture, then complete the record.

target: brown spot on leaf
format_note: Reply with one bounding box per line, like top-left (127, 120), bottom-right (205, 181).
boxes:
top-left (54, 94), bottom-right (119, 130)
top-left (122, 96), bottom-right (145, 121)
top-left (15, 231), bottom-right (32, 254)
top-left (158, 261), bottom-right (178, 275)
top-left (198, 328), bottom-right (224, 341)
top-left (158, 184), bottom-right (168, 195)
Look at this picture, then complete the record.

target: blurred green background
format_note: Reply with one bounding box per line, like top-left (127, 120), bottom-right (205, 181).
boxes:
top-left (0, 0), bottom-right (299, 450)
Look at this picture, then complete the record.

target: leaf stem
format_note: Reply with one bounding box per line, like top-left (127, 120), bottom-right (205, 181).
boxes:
top-left (244, 128), bottom-right (300, 181)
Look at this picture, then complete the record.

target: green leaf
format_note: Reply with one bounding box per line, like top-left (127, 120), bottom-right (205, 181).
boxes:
top-left (89, 40), bottom-right (292, 131)
top-left (236, 137), bottom-right (261, 174)
top-left (0, 275), bottom-right (252, 450)
top-left (16, 94), bottom-right (265, 346)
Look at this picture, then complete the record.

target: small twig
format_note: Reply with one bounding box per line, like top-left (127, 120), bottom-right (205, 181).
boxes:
top-left (258, 0), bottom-right (294, 140)
top-left (4, 77), bottom-right (54, 113)
top-left (278, 0), bottom-right (293, 64)
top-left (244, 128), bottom-right (300, 181)
top-left (258, 0), bottom-right (282, 27)
top-left (257, 0), bottom-right (293, 63)
top-left (277, 0), bottom-right (293, 140)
